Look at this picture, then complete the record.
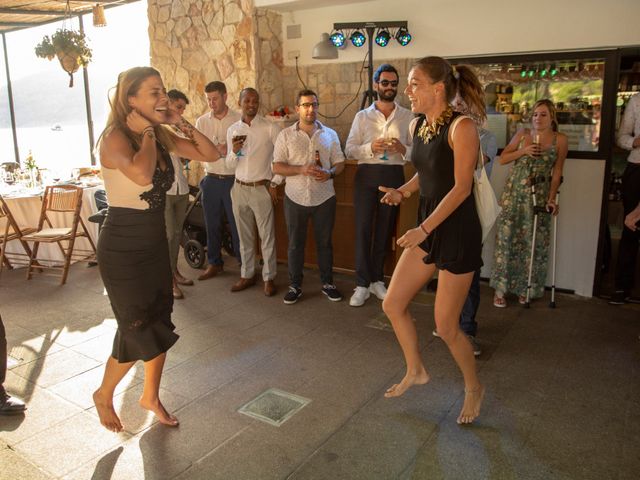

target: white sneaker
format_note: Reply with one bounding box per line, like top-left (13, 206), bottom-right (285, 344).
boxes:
top-left (349, 286), bottom-right (370, 307)
top-left (369, 281), bottom-right (387, 300)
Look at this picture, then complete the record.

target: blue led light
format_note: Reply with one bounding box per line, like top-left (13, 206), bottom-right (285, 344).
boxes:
top-left (395, 28), bottom-right (412, 46)
top-left (350, 30), bottom-right (366, 47)
top-left (375, 30), bottom-right (390, 47)
top-left (330, 31), bottom-right (345, 48)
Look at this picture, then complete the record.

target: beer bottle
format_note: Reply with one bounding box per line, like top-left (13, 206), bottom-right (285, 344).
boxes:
top-left (314, 150), bottom-right (322, 167)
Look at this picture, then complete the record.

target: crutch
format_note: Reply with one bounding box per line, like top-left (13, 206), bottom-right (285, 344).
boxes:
top-left (524, 175), bottom-right (548, 309)
top-left (548, 177), bottom-right (563, 308)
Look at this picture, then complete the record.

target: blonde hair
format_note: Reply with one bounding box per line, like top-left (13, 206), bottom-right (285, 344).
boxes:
top-left (532, 99), bottom-right (558, 132)
top-left (98, 66), bottom-right (175, 152)
top-left (413, 56), bottom-right (486, 123)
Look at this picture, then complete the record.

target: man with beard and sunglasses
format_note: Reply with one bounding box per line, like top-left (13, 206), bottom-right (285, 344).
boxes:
top-left (345, 64), bottom-right (414, 307)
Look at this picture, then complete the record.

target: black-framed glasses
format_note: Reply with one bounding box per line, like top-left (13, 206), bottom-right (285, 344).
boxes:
top-left (378, 80), bottom-right (399, 87)
top-left (298, 102), bottom-right (319, 108)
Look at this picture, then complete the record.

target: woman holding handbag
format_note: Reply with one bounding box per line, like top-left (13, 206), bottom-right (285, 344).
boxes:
top-left (378, 56), bottom-right (486, 424)
top-left (490, 99), bottom-right (568, 307)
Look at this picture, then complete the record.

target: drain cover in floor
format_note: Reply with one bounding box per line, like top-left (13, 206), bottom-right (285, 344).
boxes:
top-left (238, 388), bottom-right (311, 427)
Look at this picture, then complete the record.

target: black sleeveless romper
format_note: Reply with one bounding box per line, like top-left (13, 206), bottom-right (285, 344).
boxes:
top-left (411, 113), bottom-right (483, 274)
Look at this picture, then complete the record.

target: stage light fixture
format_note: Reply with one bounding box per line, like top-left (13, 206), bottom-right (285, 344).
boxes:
top-left (395, 27), bottom-right (412, 46)
top-left (520, 67), bottom-right (527, 78)
top-left (375, 29), bottom-right (391, 47)
top-left (550, 64), bottom-right (558, 76)
top-left (350, 30), bottom-right (366, 47)
top-left (540, 67), bottom-right (548, 77)
top-left (312, 33), bottom-right (338, 59)
top-left (330, 30), bottom-right (345, 48)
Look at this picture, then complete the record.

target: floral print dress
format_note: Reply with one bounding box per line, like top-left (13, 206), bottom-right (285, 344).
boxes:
top-left (490, 135), bottom-right (557, 299)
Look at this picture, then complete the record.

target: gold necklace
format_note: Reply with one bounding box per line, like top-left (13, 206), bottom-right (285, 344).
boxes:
top-left (417, 106), bottom-right (453, 144)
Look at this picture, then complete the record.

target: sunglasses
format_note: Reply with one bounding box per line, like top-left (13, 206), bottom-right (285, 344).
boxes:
top-left (378, 80), bottom-right (399, 88)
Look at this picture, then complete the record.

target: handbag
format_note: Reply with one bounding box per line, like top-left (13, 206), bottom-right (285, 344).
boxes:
top-left (451, 116), bottom-right (501, 241)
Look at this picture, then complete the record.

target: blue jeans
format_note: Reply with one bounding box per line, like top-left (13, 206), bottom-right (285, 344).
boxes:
top-left (200, 175), bottom-right (240, 266)
top-left (284, 195), bottom-right (336, 288)
top-left (460, 269), bottom-right (480, 336)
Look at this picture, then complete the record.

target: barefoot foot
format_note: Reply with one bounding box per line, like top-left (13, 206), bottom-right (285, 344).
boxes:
top-left (457, 385), bottom-right (485, 424)
top-left (384, 369), bottom-right (430, 398)
top-left (139, 397), bottom-right (179, 427)
top-left (93, 389), bottom-right (123, 433)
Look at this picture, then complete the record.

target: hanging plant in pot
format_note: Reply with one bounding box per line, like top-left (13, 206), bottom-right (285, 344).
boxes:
top-left (35, 29), bottom-right (92, 88)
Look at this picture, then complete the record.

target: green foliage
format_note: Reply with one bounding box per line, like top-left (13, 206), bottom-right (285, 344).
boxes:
top-left (34, 29), bottom-right (92, 67)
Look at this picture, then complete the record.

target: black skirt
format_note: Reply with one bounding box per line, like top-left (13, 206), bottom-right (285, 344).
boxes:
top-left (97, 206), bottom-right (178, 363)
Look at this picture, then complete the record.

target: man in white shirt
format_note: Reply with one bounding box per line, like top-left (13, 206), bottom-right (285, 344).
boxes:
top-left (226, 88), bottom-right (282, 296)
top-left (273, 89), bottom-right (345, 304)
top-left (166, 89), bottom-right (193, 299)
top-left (194, 81), bottom-right (242, 281)
top-left (345, 64), bottom-right (414, 307)
top-left (610, 92), bottom-right (640, 305)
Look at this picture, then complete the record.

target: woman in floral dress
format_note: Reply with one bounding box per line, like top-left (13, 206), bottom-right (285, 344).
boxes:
top-left (490, 99), bottom-right (568, 307)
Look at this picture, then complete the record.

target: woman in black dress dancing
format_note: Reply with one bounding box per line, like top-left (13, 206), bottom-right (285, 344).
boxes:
top-left (93, 67), bottom-right (221, 432)
top-left (379, 57), bottom-right (486, 424)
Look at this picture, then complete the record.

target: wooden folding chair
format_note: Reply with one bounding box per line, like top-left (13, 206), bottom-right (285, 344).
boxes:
top-left (0, 194), bottom-right (36, 275)
top-left (22, 185), bottom-right (97, 284)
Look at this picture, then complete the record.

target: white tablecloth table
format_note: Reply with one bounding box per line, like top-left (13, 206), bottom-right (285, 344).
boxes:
top-left (2, 184), bottom-right (101, 266)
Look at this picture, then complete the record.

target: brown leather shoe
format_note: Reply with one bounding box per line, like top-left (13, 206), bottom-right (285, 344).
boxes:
top-left (175, 271), bottom-right (194, 286)
top-left (230, 276), bottom-right (256, 292)
top-left (173, 284), bottom-right (184, 299)
top-left (264, 280), bottom-right (276, 297)
top-left (198, 264), bottom-right (223, 281)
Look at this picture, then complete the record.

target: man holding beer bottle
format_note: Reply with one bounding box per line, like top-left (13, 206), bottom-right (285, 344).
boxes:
top-left (272, 89), bottom-right (345, 304)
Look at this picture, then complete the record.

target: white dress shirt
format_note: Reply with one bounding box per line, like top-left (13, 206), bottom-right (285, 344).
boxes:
top-left (617, 93), bottom-right (640, 164)
top-left (167, 153), bottom-right (189, 195)
top-left (225, 115), bottom-right (283, 184)
top-left (195, 108), bottom-right (241, 175)
top-left (345, 102), bottom-right (414, 165)
top-left (273, 121), bottom-right (345, 207)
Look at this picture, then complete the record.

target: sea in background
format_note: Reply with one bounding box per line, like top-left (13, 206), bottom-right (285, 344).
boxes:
top-left (1, 124), bottom-right (98, 180)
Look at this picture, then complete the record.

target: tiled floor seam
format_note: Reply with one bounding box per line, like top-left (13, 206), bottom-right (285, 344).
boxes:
top-left (169, 426), bottom-right (252, 479)
top-left (1, 442), bottom-right (57, 479)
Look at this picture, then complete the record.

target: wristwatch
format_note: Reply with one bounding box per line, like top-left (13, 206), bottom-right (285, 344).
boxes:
top-left (269, 181), bottom-right (279, 188)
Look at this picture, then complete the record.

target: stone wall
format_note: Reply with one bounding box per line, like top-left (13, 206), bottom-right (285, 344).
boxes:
top-left (147, 0), bottom-right (416, 173)
top-left (147, 0), bottom-right (284, 183)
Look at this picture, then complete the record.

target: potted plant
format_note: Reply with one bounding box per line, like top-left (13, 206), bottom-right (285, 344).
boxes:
top-left (35, 29), bottom-right (92, 88)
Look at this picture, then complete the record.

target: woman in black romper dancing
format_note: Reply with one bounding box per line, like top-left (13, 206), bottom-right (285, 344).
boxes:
top-left (93, 67), bottom-right (221, 432)
top-left (379, 57), bottom-right (486, 424)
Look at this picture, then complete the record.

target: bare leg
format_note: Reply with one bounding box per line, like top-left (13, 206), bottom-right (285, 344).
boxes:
top-left (435, 270), bottom-right (484, 424)
top-left (382, 246), bottom-right (435, 398)
top-left (138, 352), bottom-right (178, 427)
top-left (93, 356), bottom-right (135, 432)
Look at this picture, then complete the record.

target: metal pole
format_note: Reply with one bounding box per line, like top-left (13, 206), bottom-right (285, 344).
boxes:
top-left (2, 32), bottom-right (20, 165)
top-left (78, 15), bottom-right (96, 165)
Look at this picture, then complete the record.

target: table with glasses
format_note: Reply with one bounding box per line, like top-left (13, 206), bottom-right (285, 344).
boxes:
top-left (1, 182), bottom-right (102, 267)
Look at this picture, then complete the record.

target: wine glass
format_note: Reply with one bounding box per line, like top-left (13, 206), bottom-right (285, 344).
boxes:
top-left (231, 130), bottom-right (247, 157)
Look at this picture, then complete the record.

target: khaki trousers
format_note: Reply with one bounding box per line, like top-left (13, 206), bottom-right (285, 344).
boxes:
top-left (230, 183), bottom-right (277, 281)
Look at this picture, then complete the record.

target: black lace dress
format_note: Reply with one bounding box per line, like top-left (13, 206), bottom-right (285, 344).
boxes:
top-left (411, 113), bottom-right (483, 274)
top-left (97, 142), bottom-right (178, 362)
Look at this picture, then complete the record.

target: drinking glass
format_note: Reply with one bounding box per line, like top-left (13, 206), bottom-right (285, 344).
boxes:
top-left (232, 130), bottom-right (247, 157)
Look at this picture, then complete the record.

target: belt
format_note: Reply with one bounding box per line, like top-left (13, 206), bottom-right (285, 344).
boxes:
top-left (235, 179), bottom-right (269, 187)
top-left (206, 173), bottom-right (235, 179)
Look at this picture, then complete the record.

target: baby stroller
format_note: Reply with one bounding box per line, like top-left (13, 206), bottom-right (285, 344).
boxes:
top-left (181, 185), bottom-right (235, 269)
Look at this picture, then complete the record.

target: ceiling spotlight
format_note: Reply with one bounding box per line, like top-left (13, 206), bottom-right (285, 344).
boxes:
top-left (375, 29), bottom-right (391, 47)
top-left (520, 66), bottom-right (527, 78)
top-left (540, 67), bottom-right (548, 77)
top-left (330, 30), bottom-right (345, 48)
top-left (550, 64), bottom-right (558, 76)
top-left (395, 27), bottom-right (412, 46)
top-left (350, 30), bottom-right (366, 47)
